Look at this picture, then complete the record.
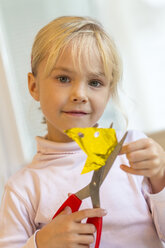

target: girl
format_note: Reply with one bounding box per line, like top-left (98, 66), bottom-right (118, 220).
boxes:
top-left (0, 16), bottom-right (165, 248)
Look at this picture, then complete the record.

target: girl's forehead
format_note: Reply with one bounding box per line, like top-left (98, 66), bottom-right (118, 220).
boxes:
top-left (54, 41), bottom-right (105, 75)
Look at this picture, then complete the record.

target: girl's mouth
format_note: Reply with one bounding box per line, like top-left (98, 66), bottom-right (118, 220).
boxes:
top-left (63, 111), bottom-right (88, 116)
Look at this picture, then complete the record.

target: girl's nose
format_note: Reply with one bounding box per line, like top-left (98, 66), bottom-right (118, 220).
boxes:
top-left (71, 96), bottom-right (88, 103)
top-left (70, 84), bottom-right (88, 103)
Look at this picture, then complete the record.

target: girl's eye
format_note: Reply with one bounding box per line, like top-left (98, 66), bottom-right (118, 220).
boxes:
top-left (57, 76), bottom-right (70, 83)
top-left (89, 80), bottom-right (102, 87)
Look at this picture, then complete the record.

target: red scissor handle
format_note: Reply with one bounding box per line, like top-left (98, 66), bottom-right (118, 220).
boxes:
top-left (52, 194), bottom-right (102, 248)
top-left (52, 194), bottom-right (82, 219)
top-left (87, 217), bottom-right (102, 248)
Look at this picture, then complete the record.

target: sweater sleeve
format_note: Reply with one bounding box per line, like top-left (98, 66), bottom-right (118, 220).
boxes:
top-left (0, 186), bottom-right (37, 248)
top-left (144, 186), bottom-right (165, 242)
top-left (126, 130), bottom-right (165, 243)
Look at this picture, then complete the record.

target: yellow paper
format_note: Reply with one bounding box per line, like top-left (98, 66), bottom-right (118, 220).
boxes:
top-left (64, 127), bottom-right (118, 174)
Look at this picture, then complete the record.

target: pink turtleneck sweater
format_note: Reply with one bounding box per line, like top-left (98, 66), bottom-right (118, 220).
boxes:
top-left (0, 130), bottom-right (165, 248)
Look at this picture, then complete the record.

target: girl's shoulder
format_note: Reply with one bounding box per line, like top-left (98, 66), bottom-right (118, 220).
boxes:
top-left (0, 167), bottom-right (33, 216)
top-left (4, 164), bottom-right (37, 207)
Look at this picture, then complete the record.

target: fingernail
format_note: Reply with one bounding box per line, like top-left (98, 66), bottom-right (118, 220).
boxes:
top-left (65, 206), bottom-right (72, 214)
top-left (101, 209), bottom-right (107, 215)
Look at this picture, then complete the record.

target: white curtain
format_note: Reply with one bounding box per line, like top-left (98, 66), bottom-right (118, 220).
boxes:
top-left (0, 51), bottom-right (25, 197)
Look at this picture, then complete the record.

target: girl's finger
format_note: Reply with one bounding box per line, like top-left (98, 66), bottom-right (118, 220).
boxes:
top-left (57, 206), bottom-right (72, 216)
top-left (72, 208), bottom-right (107, 223)
top-left (129, 159), bottom-right (160, 170)
top-left (125, 149), bottom-right (154, 163)
top-left (76, 245), bottom-right (89, 248)
top-left (73, 222), bottom-right (96, 234)
top-left (120, 164), bottom-right (159, 177)
top-left (120, 138), bottom-right (152, 154)
top-left (66, 232), bottom-right (94, 246)
top-left (77, 233), bottom-right (95, 245)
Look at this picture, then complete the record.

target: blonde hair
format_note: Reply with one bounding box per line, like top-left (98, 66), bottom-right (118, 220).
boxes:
top-left (31, 16), bottom-right (122, 98)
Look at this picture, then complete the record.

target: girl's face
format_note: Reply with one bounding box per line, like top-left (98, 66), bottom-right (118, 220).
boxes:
top-left (28, 45), bottom-right (112, 142)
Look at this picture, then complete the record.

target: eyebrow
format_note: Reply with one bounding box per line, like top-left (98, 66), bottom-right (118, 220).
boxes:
top-left (53, 66), bottom-right (105, 77)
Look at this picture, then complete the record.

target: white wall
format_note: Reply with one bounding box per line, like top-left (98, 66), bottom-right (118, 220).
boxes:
top-left (95, 0), bottom-right (165, 132)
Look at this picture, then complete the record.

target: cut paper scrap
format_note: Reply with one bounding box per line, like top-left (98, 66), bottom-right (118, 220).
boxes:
top-left (64, 127), bottom-right (118, 174)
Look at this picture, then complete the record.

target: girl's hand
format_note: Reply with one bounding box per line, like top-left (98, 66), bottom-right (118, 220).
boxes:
top-left (120, 138), bottom-right (165, 193)
top-left (36, 206), bottom-right (107, 248)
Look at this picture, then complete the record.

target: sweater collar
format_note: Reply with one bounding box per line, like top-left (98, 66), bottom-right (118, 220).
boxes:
top-left (35, 135), bottom-right (82, 155)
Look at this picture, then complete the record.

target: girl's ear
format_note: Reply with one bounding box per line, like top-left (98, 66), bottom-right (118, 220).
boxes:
top-left (28, 73), bottom-right (40, 101)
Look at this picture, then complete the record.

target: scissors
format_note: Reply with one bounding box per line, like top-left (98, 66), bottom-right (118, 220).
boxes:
top-left (52, 130), bottom-right (128, 248)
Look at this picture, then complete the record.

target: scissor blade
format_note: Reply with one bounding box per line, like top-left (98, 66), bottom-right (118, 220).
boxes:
top-left (75, 131), bottom-right (127, 201)
top-left (75, 184), bottom-right (90, 200)
top-left (100, 131), bottom-right (128, 185)
top-left (109, 122), bottom-right (113, 128)
top-left (89, 167), bottom-right (104, 208)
